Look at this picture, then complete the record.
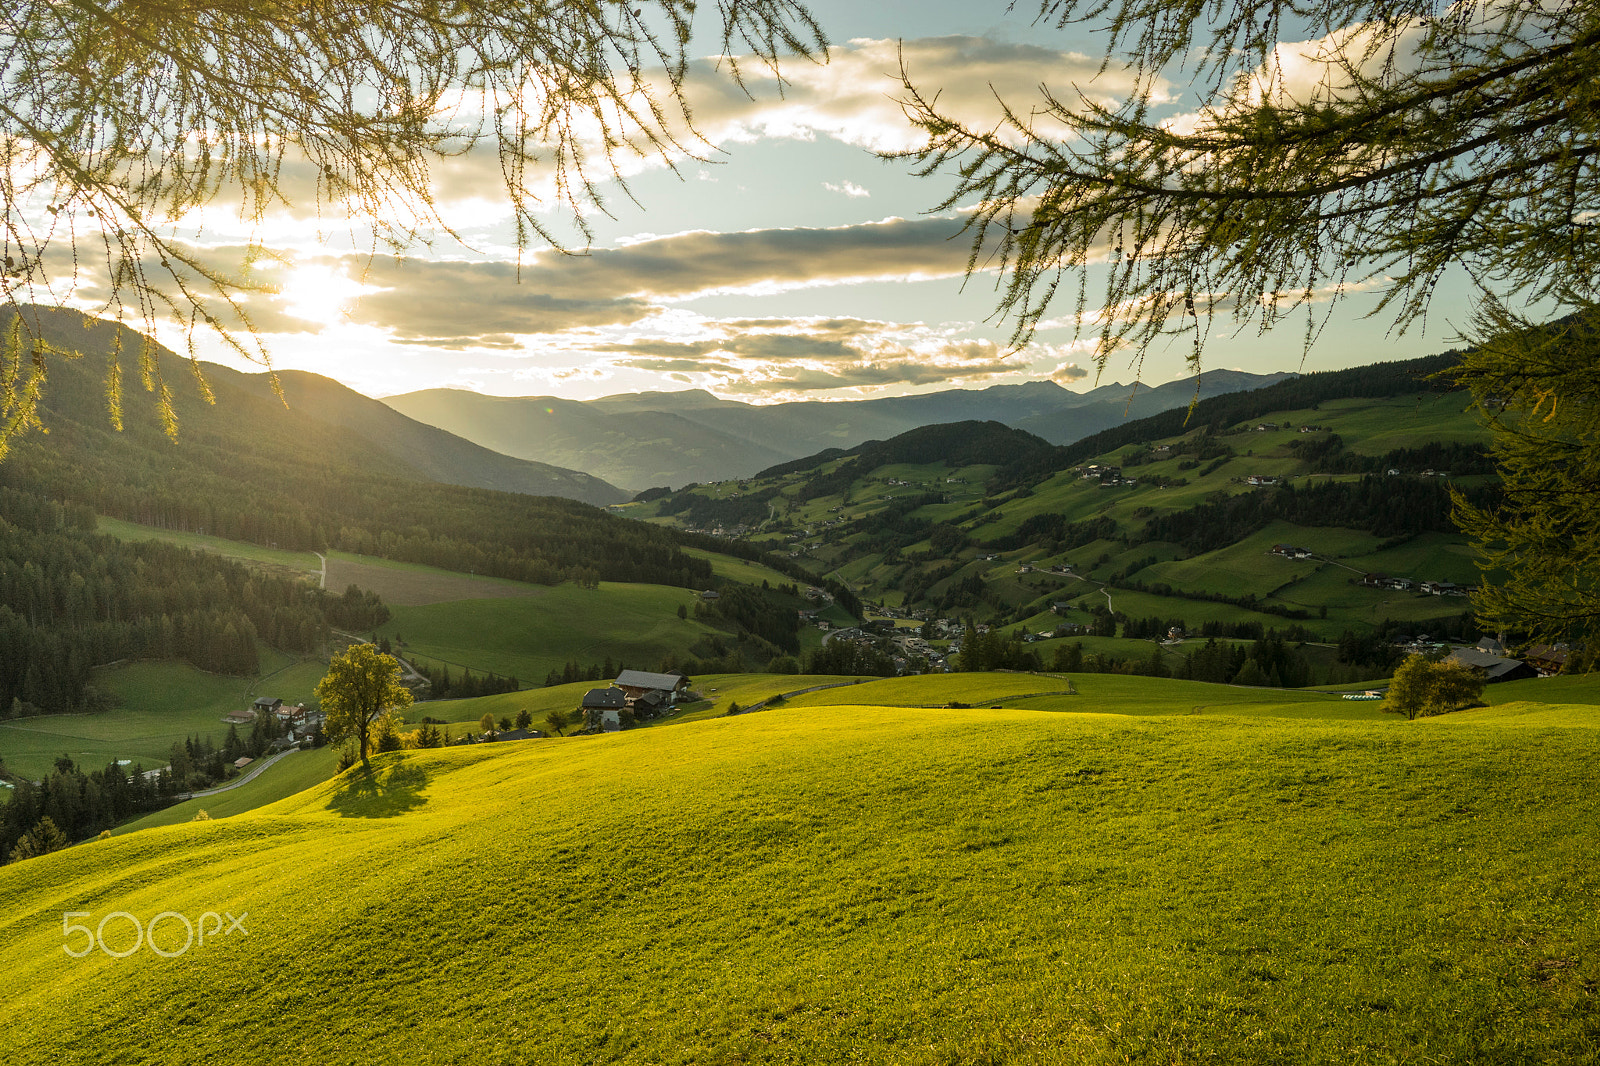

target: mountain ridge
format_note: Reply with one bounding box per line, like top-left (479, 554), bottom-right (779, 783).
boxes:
top-left (6, 306), bottom-right (626, 506)
top-left (385, 370), bottom-right (1295, 491)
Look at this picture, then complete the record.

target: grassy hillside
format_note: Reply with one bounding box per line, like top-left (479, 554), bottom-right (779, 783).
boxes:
top-left (378, 581), bottom-right (716, 683)
top-left (629, 360), bottom-right (1494, 659)
top-left (0, 653), bottom-right (325, 781)
top-left (113, 746), bottom-right (343, 833)
top-left (2, 675), bottom-right (1597, 1064)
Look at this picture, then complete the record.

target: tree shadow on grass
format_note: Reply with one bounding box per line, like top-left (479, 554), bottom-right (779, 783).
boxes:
top-left (326, 760), bottom-right (430, 818)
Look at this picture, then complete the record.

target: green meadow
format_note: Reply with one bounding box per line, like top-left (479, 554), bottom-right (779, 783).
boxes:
top-left (93, 516), bottom-right (322, 574)
top-left (378, 580), bottom-right (717, 682)
top-left (0, 653), bottom-right (325, 781)
top-left (680, 546), bottom-right (801, 588)
top-left (114, 746), bottom-right (343, 834)
top-left (3, 673), bottom-right (1598, 1064)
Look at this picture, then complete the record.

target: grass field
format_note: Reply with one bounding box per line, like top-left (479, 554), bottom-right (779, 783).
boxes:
top-left (380, 581), bottom-right (717, 684)
top-left (0, 653), bottom-right (326, 781)
top-left (94, 516), bottom-right (321, 574)
top-left (681, 547), bottom-right (809, 588)
top-left (405, 674), bottom-right (877, 732)
top-left (2, 672), bottom-right (1598, 1064)
top-left (322, 551), bottom-right (547, 607)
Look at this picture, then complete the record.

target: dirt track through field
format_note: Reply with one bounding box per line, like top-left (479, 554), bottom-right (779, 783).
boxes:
top-left (324, 557), bottom-right (547, 607)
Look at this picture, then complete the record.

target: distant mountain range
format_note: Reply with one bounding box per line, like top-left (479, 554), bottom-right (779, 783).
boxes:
top-left (7, 306), bottom-right (626, 506)
top-left (385, 370), bottom-right (1294, 492)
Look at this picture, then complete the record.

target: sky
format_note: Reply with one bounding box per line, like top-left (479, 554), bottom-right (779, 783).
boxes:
top-left (101, 1), bottom-right (1481, 404)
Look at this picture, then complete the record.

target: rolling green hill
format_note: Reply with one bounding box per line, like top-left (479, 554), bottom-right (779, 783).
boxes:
top-left (632, 355), bottom-right (1490, 645)
top-left (2, 677), bottom-right (1597, 1064)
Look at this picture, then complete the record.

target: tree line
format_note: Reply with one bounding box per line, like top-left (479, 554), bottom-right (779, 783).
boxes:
top-left (0, 486), bottom-right (390, 715)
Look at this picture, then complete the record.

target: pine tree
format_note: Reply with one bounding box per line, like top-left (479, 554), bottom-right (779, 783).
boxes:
top-left (8, 815), bottom-right (70, 862)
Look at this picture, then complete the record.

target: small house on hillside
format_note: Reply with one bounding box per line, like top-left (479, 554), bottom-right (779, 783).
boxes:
top-left (634, 690), bottom-right (669, 716)
top-left (1447, 646), bottom-right (1536, 683)
top-left (222, 709), bottom-right (256, 725)
top-left (1525, 644), bottom-right (1570, 675)
top-left (612, 670), bottom-right (689, 706)
top-left (274, 703), bottom-right (308, 724)
top-left (253, 696), bottom-right (283, 715)
top-left (581, 688), bottom-right (626, 712)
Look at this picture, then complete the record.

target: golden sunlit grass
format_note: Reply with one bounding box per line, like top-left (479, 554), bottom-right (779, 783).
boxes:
top-left (2, 678), bottom-right (1597, 1064)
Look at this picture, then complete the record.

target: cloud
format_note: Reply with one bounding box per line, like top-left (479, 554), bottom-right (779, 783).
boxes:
top-left (823, 180), bottom-right (870, 198)
top-left (223, 35), bottom-right (1163, 233)
top-left (588, 315), bottom-right (1036, 398)
top-left (1050, 362), bottom-right (1088, 383)
top-left (678, 36), bottom-right (1169, 154)
top-left (221, 214), bottom-right (995, 345)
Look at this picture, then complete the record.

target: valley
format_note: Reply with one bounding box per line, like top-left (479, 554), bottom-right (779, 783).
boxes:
top-left (1, 315), bottom-right (1596, 1066)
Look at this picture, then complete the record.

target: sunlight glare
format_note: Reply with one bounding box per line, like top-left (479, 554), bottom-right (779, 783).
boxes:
top-left (277, 263), bottom-right (369, 325)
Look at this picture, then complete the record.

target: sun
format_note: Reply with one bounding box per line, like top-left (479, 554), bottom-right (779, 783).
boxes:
top-left (276, 262), bottom-right (369, 326)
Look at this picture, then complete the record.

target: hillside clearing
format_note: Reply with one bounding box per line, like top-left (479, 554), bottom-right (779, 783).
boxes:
top-left (321, 551), bottom-right (548, 606)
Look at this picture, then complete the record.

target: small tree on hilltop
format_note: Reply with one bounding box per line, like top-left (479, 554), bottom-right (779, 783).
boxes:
top-left (479, 713), bottom-right (496, 736)
top-left (317, 643), bottom-right (413, 773)
top-left (1387, 655), bottom-right (1486, 721)
top-left (544, 708), bottom-right (572, 737)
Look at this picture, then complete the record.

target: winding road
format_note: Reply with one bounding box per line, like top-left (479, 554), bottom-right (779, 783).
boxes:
top-left (177, 747), bottom-right (300, 800)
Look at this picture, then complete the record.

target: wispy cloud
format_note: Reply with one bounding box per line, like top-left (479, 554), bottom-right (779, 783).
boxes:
top-left (225, 214), bottom-right (995, 347)
top-left (584, 315), bottom-right (1047, 399)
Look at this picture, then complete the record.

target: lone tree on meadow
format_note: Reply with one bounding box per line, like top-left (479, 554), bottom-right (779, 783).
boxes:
top-left (317, 643), bottom-right (413, 772)
top-left (1386, 654), bottom-right (1485, 720)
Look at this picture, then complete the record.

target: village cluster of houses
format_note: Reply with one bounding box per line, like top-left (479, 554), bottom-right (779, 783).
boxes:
top-left (1357, 573), bottom-right (1478, 596)
top-left (221, 696), bottom-right (323, 744)
top-left (1077, 464), bottom-right (1137, 488)
top-left (1446, 636), bottom-right (1570, 681)
top-left (578, 670), bottom-right (692, 732)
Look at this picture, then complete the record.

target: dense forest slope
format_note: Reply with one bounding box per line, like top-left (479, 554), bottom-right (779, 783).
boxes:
top-left (0, 308), bottom-right (698, 583)
top-left (0, 309), bottom-right (729, 709)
